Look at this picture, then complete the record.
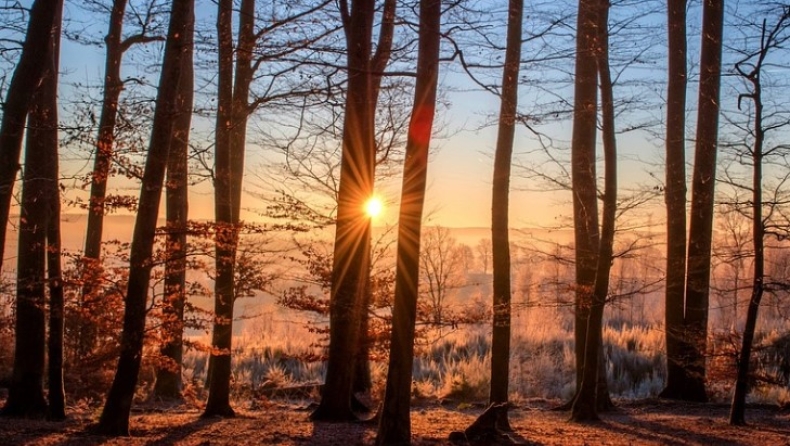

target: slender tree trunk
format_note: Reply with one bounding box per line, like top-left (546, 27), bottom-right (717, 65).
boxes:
top-left (571, 0), bottom-right (616, 422)
top-left (570, 0), bottom-right (599, 401)
top-left (661, 0), bottom-right (689, 400)
top-left (154, 16), bottom-right (194, 400)
top-left (729, 99), bottom-right (763, 426)
top-left (203, 0), bottom-right (235, 417)
top-left (376, 0), bottom-right (441, 442)
top-left (79, 0), bottom-right (129, 358)
top-left (354, 0), bottom-right (397, 398)
top-left (311, 0), bottom-right (376, 422)
top-left (729, 13), bottom-right (778, 422)
top-left (683, 0), bottom-right (724, 403)
top-left (488, 0), bottom-right (523, 429)
top-left (96, 0), bottom-right (194, 435)
top-left (42, 2), bottom-right (65, 420)
top-left (352, 273), bottom-right (373, 400)
top-left (0, 0), bottom-right (62, 275)
top-left (204, 0), bottom-right (254, 417)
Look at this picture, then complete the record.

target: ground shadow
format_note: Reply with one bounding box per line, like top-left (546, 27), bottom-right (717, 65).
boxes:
top-left (309, 416), bottom-right (376, 445)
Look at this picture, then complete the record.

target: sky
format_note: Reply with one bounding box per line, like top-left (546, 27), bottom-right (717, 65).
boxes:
top-left (41, 0), bottom-right (785, 234)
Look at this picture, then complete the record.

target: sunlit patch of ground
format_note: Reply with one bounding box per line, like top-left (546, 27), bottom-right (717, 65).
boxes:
top-left (1, 398), bottom-right (789, 445)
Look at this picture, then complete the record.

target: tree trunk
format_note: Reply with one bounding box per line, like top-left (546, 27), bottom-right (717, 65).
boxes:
top-left (683, 0), bottom-right (724, 403)
top-left (375, 0), bottom-right (441, 443)
top-left (352, 271), bottom-right (373, 400)
top-left (311, 0), bottom-right (376, 422)
top-left (729, 12), bottom-right (779, 423)
top-left (569, 0), bottom-right (599, 402)
top-left (203, 0), bottom-right (235, 418)
top-left (42, 2), bottom-right (65, 420)
top-left (571, 0), bottom-right (616, 422)
top-left (96, 0), bottom-right (194, 435)
top-left (204, 0), bottom-right (254, 418)
top-left (660, 0), bottom-right (689, 400)
top-left (0, 22), bottom-right (62, 418)
top-left (729, 137), bottom-right (763, 424)
top-left (489, 0), bottom-right (523, 429)
top-left (354, 0), bottom-right (397, 398)
top-left (79, 0), bottom-right (129, 359)
top-left (154, 14), bottom-right (194, 401)
top-left (0, 0), bottom-right (62, 276)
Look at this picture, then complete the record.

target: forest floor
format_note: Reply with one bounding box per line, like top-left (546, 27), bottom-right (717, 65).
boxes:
top-left (1, 397), bottom-right (789, 445)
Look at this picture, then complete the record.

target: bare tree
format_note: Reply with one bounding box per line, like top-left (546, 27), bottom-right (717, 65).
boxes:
top-left (80, 0), bottom-right (166, 338)
top-left (569, 0), bottom-right (600, 410)
top-left (0, 0), bottom-right (63, 275)
top-left (660, 0), bottom-right (689, 400)
top-left (376, 0), bottom-right (441, 441)
top-left (728, 3), bottom-right (790, 425)
top-left (311, 0), bottom-right (377, 422)
top-left (153, 6), bottom-right (194, 401)
top-left (571, 0), bottom-right (617, 422)
top-left (489, 0), bottom-right (523, 430)
top-left (682, 0), bottom-right (724, 402)
top-left (0, 1), bottom-right (63, 419)
top-left (96, 0), bottom-right (194, 434)
top-left (420, 226), bottom-right (464, 326)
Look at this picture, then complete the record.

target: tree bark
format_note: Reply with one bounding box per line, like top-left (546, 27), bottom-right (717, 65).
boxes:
top-left (728, 9), bottom-right (786, 424)
top-left (489, 0), bottom-right (523, 428)
top-left (79, 0), bottom-right (130, 359)
top-left (660, 0), bottom-right (689, 400)
top-left (204, 0), bottom-right (254, 418)
top-left (729, 92), bottom-right (763, 425)
top-left (354, 0), bottom-right (397, 398)
top-left (570, 0), bottom-right (599, 401)
top-left (154, 12), bottom-right (194, 401)
top-left (571, 0), bottom-right (616, 422)
top-left (1, 28), bottom-right (64, 421)
top-left (311, 0), bottom-right (376, 422)
top-left (683, 0), bottom-right (724, 403)
top-left (376, 0), bottom-right (441, 443)
top-left (96, 0), bottom-right (194, 435)
top-left (42, 2), bottom-right (65, 420)
top-left (0, 0), bottom-right (63, 276)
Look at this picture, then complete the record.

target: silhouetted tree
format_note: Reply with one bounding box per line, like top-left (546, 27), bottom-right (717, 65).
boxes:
top-left (489, 0), bottom-right (523, 430)
top-left (569, 0), bottom-right (600, 409)
top-left (376, 0), bottom-right (441, 442)
top-left (661, 0), bottom-right (689, 400)
top-left (0, 0), bottom-right (63, 420)
top-left (682, 0), bottom-right (724, 402)
top-left (729, 4), bottom-right (790, 425)
top-left (203, 0), bottom-right (244, 418)
top-left (204, 0), bottom-right (335, 416)
top-left (43, 2), bottom-right (65, 420)
top-left (311, 0), bottom-right (377, 422)
top-left (80, 0), bottom-right (165, 354)
top-left (571, 0), bottom-right (617, 422)
top-left (153, 9), bottom-right (194, 401)
top-left (0, 0), bottom-right (63, 275)
top-left (96, 0), bottom-right (194, 435)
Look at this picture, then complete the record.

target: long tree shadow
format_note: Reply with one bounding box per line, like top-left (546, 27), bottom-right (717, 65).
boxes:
top-left (309, 416), bottom-right (376, 445)
top-left (44, 413), bottom-right (221, 446)
top-left (601, 403), bottom-right (790, 445)
top-left (599, 415), bottom-right (743, 446)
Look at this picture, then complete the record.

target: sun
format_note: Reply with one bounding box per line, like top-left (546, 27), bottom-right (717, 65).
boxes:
top-left (364, 196), bottom-right (384, 219)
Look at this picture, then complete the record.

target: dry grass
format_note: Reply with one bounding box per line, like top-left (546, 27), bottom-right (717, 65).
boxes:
top-left (1, 399), bottom-right (789, 445)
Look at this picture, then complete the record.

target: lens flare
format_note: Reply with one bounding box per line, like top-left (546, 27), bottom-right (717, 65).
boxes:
top-left (365, 196), bottom-right (384, 219)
